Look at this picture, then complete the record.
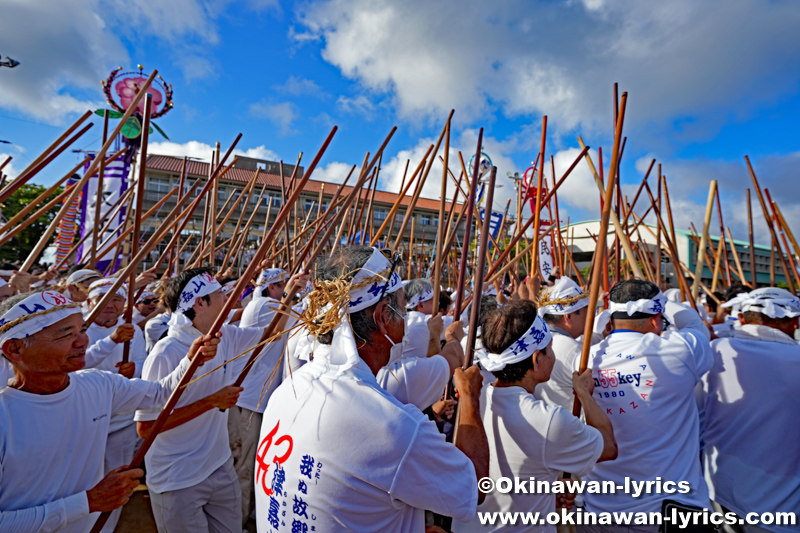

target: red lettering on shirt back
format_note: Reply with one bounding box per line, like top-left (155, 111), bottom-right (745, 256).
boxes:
top-left (630, 401), bottom-right (638, 409)
top-left (646, 380), bottom-right (654, 387)
top-left (256, 421), bottom-right (294, 496)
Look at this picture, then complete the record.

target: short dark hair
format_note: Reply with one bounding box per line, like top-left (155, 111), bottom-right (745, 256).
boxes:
top-left (706, 292), bottom-right (724, 312)
top-left (742, 310), bottom-right (798, 329)
top-left (163, 267), bottom-right (214, 319)
top-left (609, 279), bottom-right (660, 320)
top-left (437, 291), bottom-right (452, 314)
top-left (478, 295), bottom-right (499, 332)
top-left (482, 299), bottom-right (539, 382)
top-left (725, 284), bottom-right (749, 302)
top-left (314, 246), bottom-right (401, 344)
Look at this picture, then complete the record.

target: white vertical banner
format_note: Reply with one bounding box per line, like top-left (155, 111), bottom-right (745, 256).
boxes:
top-left (77, 155), bottom-right (131, 266)
top-left (539, 238), bottom-right (554, 279)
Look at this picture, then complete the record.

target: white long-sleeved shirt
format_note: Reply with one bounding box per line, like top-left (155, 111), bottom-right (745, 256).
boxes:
top-left (575, 301), bottom-right (713, 514)
top-left (0, 359), bottom-right (192, 532)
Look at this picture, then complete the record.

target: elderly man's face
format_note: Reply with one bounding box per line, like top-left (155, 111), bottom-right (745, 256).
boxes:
top-left (3, 313), bottom-right (89, 375)
top-left (136, 296), bottom-right (158, 315)
top-left (91, 294), bottom-right (126, 328)
top-left (417, 298), bottom-right (434, 316)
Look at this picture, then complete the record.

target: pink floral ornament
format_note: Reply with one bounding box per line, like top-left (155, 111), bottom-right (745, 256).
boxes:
top-left (115, 77), bottom-right (163, 116)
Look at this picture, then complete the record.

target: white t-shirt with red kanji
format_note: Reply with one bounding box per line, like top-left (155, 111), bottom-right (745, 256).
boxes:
top-left (255, 349), bottom-right (478, 533)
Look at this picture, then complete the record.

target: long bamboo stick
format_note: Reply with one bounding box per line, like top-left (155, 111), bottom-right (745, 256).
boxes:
top-left (574, 92), bottom-right (627, 416)
top-left (691, 181), bottom-right (718, 301)
top-left (745, 156), bottom-right (795, 294)
top-left (432, 117), bottom-right (451, 311)
top-left (0, 110), bottom-right (93, 204)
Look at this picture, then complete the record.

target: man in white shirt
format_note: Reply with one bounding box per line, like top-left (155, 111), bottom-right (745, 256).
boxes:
top-left (702, 287), bottom-right (800, 533)
top-left (136, 267), bottom-right (300, 533)
top-left (459, 299), bottom-right (617, 533)
top-left (402, 278), bottom-right (439, 359)
top-left (83, 278), bottom-right (150, 532)
top-left (537, 277), bottom-right (591, 410)
top-left (255, 246), bottom-right (489, 533)
top-left (575, 280), bottom-right (713, 530)
top-left (0, 290), bottom-right (221, 532)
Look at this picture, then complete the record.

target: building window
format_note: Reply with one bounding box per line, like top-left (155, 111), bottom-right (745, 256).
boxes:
top-left (217, 187), bottom-right (227, 201)
top-left (150, 177), bottom-right (170, 193)
top-left (420, 215), bottom-right (431, 225)
top-left (374, 209), bottom-right (388, 220)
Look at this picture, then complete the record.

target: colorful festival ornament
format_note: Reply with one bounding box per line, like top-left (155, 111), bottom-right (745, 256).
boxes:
top-left (97, 65), bottom-right (174, 140)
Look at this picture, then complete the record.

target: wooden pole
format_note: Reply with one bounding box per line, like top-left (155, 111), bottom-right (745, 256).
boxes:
top-left (691, 181), bottom-right (717, 301)
top-left (0, 110), bottom-right (93, 204)
top-left (574, 91), bottom-right (627, 416)
top-left (89, 111), bottom-right (110, 265)
top-left (577, 137), bottom-right (644, 280)
top-left (121, 95), bottom-right (153, 364)
top-left (530, 116), bottom-right (547, 278)
top-left (745, 156), bottom-right (795, 294)
top-left (432, 117), bottom-right (451, 311)
top-left (451, 129), bottom-right (483, 319)
top-left (726, 227), bottom-right (750, 288)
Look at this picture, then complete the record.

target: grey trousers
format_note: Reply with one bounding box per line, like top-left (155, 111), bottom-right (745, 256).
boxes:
top-left (149, 457), bottom-right (242, 533)
top-left (228, 405), bottom-right (263, 526)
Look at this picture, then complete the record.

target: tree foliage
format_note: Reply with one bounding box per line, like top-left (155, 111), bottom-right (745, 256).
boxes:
top-left (0, 183), bottom-right (64, 262)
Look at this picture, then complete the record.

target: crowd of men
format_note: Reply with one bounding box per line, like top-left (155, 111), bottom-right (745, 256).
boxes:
top-left (0, 246), bottom-right (797, 533)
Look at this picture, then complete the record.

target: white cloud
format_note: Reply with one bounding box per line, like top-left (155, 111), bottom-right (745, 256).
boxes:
top-left (0, 153), bottom-right (20, 180)
top-left (336, 95), bottom-right (379, 119)
top-left (0, 0), bottom-right (270, 123)
top-left (296, 0), bottom-right (800, 139)
top-left (249, 101), bottom-right (299, 135)
top-left (275, 75), bottom-right (326, 97)
top-left (149, 140), bottom-right (279, 163)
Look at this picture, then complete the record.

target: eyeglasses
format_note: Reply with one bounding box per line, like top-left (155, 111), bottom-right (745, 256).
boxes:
top-left (141, 298), bottom-right (157, 305)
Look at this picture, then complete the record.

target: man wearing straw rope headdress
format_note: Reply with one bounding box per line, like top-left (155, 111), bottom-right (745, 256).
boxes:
top-left (701, 287), bottom-right (800, 533)
top-left (536, 277), bottom-right (593, 411)
top-left (135, 266), bottom-right (306, 533)
top-left (573, 279), bottom-right (713, 531)
top-left (255, 245), bottom-right (489, 533)
top-left (0, 290), bottom-right (220, 532)
top-left (458, 298), bottom-right (617, 533)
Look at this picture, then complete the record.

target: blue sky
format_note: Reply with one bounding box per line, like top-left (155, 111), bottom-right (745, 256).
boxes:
top-left (2, 0), bottom-right (800, 245)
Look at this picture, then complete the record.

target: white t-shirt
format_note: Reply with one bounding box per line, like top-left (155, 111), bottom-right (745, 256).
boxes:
top-left (0, 358), bottom-right (11, 389)
top-left (375, 354), bottom-right (449, 410)
top-left (255, 351), bottom-right (478, 533)
top-left (144, 312), bottom-right (170, 352)
top-left (135, 323), bottom-right (263, 493)
top-left (86, 320), bottom-right (148, 432)
top-left (0, 362), bottom-right (191, 532)
top-left (535, 326), bottom-right (580, 411)
top-left (458, 385), bottom-right (603, 533)
top-left (702, 324), bottom-right (800, 533)
top-left (574, 301), bottom-right (713, 513)
top-left (403, 311), bottom-right (430, 359)
top-left (238, 296), bottom-right (295, 413)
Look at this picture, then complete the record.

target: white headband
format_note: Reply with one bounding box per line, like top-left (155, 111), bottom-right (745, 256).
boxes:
top-left (538, 277), bottom-right (589, 316)
top-left (67, 269), bottom-right (100, 286)
top-left (479, 314), bottom-right (552, 372)
top-left (137, 291), bottom-right (156, 304)
top-left (257, 268), bottom-right (288, 288)
top-left (720, 292), bottom-right (752, 314)
top-left (738, 288), bottom-right (800, 319)
top-left (347, 248), bottom-right (402, 313)
top-left (0, 291), bottom-right (82, 348)
top-left (221, 281), bottom-right (236, 295)
top-left (406, 287), bottom-right (434, 310)
top-left (176, 272), bottom-right (220, 314)
top-left (88, 279), bottom-right (127, 301)
top-left (664, 288), bottom-right (682, 303)
top-left (608, 292), bottom-right (667, 317)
